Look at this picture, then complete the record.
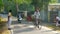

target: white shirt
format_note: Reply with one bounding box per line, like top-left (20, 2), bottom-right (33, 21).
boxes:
top-left (19, 14), bottom-right (22, 20)
top-left (8, 13), bottom-right (12, 21)
top-left (56, 16), bottom-right (60, 21)
top-left (34, 11), bottom-right (40, 19)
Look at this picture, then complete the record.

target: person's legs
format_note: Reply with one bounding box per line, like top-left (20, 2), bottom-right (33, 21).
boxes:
top-left (34, 19), bottom-right (37, 27)
top-left (36, 19), bottom-right (38, 26)
top-left (38, 19), bottom-right (40, 25)
top-left (35, 19), bottom-right (39, 28)
top-left (8, 20), bottom-right (12, 30)
top-left (37, 19), bottom-right (40, 28)
top-left (58, 21), bottom-right (60, 26)
top-left (56, 22), bottom-right (59, 27)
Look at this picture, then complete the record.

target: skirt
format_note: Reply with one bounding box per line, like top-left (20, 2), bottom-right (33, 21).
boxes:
top-left (8, 18), bottom-right (12, 28)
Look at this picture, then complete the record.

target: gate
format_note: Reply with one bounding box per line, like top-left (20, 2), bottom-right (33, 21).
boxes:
top-left (50, 10), bottom-right (58, 23)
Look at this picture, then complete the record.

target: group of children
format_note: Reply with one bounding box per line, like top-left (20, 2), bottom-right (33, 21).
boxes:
top-left (7, 9), bottom-right (60, 30)
top-left (7, 9), bottom-right (41, 30)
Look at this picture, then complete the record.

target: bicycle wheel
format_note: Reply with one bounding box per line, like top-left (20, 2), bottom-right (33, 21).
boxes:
top-left (36, 19), bottom-right (42, 30)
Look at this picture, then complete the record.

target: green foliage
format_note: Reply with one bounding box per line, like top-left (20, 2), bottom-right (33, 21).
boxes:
top-left (14, 0), bottom-right (31, 5)
top-left (0, 0), bottom-right (3, 6)
top-left (49, 0), bottom-right (57, 3)
top-left (0, 0), bottom-right (55, 16)
top-left (24, 0), bottom-right (32, 4)
top-left (19, 3), bottom-right (34, 11)
top-left (31, 0), bottom-right (40, 7)
top-left (31, 0), bottom-right (51, 10)
top-left (0, 0), bottom-right (4, 12)
top-left (14, 0), bottom-right (23, 4)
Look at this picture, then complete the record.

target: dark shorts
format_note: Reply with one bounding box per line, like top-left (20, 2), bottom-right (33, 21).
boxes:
top-left (58, 21), bottom-right (60, 24)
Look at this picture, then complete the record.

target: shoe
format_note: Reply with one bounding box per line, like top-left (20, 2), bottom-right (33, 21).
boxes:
top-left (37, 25), bottom-right (39, 28)
top-left (38, 25), bottom-right (42, 30)
top-left (8, 28), bottom-right (11, 30)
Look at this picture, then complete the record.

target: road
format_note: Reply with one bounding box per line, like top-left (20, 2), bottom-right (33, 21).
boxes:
top-left (11, 20), bottom-right (60, 34)
top-left (0, 14), bottom-right (60, 34)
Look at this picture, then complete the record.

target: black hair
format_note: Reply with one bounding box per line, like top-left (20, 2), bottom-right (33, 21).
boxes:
top-left (9, 10), bottom-right (12, 12)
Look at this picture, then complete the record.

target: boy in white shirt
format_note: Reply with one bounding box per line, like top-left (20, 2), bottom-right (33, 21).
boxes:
top-left (34, 9), bottom-right (40, 28)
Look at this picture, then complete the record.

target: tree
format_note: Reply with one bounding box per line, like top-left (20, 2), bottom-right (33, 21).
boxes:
top-left (31, 0), bottom-right (41, 10)
top-left (50, 0), bottom-right (58, 4)
top-left (31, 0), bottom-right (51, 11)
top-left (0, 0), bottom-right (4, 13)
top-left (13, 0), bottom-right (32, 16)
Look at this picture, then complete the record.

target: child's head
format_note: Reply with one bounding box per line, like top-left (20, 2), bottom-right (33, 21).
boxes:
top-left (9, 10), bottom-right (12, 16)
top-left (9, 10), bottom-right (12, 12)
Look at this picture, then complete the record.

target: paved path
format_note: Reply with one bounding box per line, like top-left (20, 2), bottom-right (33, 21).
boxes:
top-left (11, 20), bottom-right (60, 34)
top-left (1, 14), bottom-right (60, 34)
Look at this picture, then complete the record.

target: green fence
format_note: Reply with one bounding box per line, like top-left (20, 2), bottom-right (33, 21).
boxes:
top-left (40, 10), bottom-right (59, 23)
top-left (40, 10), bottom-right (48, 22)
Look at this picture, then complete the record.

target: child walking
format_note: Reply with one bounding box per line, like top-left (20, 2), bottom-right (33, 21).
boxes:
top-left (8, 10), bottom-right (12, 30)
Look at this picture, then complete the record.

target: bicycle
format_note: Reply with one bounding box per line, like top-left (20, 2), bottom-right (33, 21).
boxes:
top-left (33, 18), bottom-right (42, 30)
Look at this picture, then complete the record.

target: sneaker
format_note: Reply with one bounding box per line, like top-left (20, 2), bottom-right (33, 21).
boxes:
top-left (8, 28), bottom-right (11, 30)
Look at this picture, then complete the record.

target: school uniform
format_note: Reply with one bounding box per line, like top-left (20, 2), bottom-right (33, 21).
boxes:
top-left (8, 13), bottom-right (12, 30)
top-left (34, 11), bottom-right (40, 26)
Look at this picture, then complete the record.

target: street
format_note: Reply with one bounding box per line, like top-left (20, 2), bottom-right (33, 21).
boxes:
top-left (11, 19), bottom-right (60, 34)
top-left (0, 14), bottom-right (60, 34)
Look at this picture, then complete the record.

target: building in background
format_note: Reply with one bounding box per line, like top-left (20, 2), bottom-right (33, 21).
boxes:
top-left (47, 0), bottom-right (60, 23)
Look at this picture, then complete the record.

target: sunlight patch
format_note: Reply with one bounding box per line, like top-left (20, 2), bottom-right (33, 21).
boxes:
top-left (28, 25), bottom-right (35, 28)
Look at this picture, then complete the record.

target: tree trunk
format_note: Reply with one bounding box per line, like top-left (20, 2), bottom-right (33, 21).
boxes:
top-left (15, 0), bottom-right (19, 16)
